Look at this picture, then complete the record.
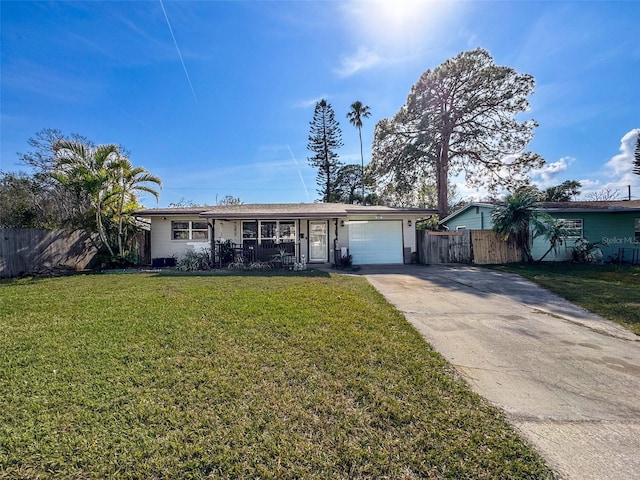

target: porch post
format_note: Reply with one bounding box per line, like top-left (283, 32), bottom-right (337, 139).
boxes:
top-left (209, 219), bottom-right (215, 267)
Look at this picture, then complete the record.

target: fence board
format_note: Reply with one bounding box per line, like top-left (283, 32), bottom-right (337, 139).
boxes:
top-left (470, 230), bottom-right (522, 264)
top-left (0, 228), bottom-right (99, 278)
top-left (417, 229), bottom-right (522, 265)
top-left (418, 230), bottom-right (472, 264)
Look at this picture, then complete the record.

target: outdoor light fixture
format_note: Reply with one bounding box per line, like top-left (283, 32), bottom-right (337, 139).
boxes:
top-left (407, 220), bottom-right (412, 227)
top-left (340, 220), bottom-right (345, 227)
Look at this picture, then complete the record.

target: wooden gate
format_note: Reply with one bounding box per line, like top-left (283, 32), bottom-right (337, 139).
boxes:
top-left (470, 230), bottom-right (522, 264)
top-left (417, 229), bottom-right (522, 264)
top-left (417, 230), bottom-right (471, 264)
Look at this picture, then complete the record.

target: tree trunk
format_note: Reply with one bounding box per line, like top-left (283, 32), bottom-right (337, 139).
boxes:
top-left (96, 202), bottom-right (115, 257)
top-left (436, 132), bottom-right (450, 218)
top-left (358, 126), bottom-right (365, 204)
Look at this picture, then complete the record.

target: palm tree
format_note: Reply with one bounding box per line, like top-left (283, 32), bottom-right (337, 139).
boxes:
top-left (52, 140), bottom-right (124, 257)
top-left (114, 158), bottom-right (162, 256)
top-left (532, 215), bottom-right (576, 262)
top-left (347, 101), bottom-right (371, 204)
top-left (491, 190), bottom-right (541, 263)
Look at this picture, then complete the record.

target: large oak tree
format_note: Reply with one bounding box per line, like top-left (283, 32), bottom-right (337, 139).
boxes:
top-left (370, 48), bottom-right (543, 217)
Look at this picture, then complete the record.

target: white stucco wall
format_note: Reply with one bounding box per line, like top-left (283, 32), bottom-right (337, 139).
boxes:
top-left (149, 215), bottom-right (421, 264)
top-left (150, 217), bottom-right (210, 260)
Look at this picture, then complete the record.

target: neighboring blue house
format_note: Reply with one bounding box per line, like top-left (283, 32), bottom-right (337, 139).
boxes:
top-left (440, 200), bottom-right (640, 263)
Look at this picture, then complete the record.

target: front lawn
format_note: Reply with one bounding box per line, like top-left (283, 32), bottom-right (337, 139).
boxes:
top-left (0, 273), bottom-right (553, 479)
top-left (494, 263), bottom-right (640, 335)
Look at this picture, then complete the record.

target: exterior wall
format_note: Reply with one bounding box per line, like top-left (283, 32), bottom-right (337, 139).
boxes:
top-left (445, 208), bottom-right (640, 263)
top-left (150, 217), bottom-right (211, 260)
top-left (530, 212), bottom-right (639, 262)
top-left (150, 214), bottom-right (424, 264)
top-left (550, 211), bottom-right (639, 262)
top-left (444, 206), bottom-right (494, 231)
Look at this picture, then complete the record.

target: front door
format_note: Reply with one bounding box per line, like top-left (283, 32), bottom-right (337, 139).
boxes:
top-left (309, 221), bottom-right (328, 262)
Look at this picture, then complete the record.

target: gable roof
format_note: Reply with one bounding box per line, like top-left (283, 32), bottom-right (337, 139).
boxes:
top-left (136, 203), bottom-right (437, 219)
top-left (438, 203), bottom-right (495, 225)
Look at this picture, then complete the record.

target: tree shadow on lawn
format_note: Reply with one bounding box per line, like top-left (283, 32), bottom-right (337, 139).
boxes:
top-left (153, 268), bottom-right (331, 278)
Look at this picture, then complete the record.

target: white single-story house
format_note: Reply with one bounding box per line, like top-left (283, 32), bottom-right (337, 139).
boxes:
top-left (440, 200), bottom-right (640, 263)
top-left (136, 203), bottom-right (437, 266)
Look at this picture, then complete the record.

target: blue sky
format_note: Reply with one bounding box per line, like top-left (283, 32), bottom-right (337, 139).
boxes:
top-left (1, 0), bottom-right (639, 208)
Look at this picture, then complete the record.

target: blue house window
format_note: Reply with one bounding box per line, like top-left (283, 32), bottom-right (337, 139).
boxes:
top-left (558, 219), bottom-right (583, 238)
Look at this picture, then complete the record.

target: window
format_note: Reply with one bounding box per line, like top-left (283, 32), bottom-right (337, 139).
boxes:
top-left (261, 221), bottom-right (277, 241)
top-left (558, 218), bottom-right (583, 238)
top-left (171, 220), bottom-right (208, 240)
top-left (241, 220), bottom-right (297, 245)
top-left (278, 221), bottom-right (296, 242)
top-left (242, 221), bottom-right (258, 239)
top-left (635, 219), bottom-right (640, 243)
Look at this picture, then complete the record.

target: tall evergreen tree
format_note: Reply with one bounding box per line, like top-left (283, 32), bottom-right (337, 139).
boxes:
top-left (370, 48), bottom-right (542, 217)
top-left (307, 99), bottom-right (344, 202)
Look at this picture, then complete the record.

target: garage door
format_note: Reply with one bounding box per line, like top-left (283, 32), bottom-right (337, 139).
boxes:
top-left (348, 220), bottom-right (404, 264)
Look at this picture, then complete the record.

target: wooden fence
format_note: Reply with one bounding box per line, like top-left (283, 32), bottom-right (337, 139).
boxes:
top-left (0, 228), bottom-right (99, 278)
top-left (470, 230), bottom-right (522, 264)
top-left (417, 230), bottom-right (472, 264)
top-left (417, 229), bottom-right (522, 265)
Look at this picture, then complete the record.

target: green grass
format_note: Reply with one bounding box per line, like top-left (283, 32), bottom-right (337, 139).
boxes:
top-left (1, 273), bottom-right (553, 479)
top-left (493, 263), bottom-right (640, 335)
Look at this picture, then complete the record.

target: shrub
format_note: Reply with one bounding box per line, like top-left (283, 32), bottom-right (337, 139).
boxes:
top-left (176, 249), bottom-right (211, 271)
top-left (571, 238), bottom-right (603, 264)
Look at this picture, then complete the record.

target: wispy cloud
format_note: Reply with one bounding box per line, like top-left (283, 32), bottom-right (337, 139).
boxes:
top-left (292, 95), bottom-right (331, 109)
top-left (159, 0), bottom-right (198, 102)
top-left (1, 60), bottom-right (103, 102)
top-left (334, 46), bottom-right (382, 77)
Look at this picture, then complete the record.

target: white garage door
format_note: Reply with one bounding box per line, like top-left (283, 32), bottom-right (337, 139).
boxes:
top-left (348, 220), bottom-right (404, 264)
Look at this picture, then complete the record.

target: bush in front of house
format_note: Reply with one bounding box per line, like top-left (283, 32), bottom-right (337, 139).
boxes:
top-left (176, 249), bottom-right (211, 271)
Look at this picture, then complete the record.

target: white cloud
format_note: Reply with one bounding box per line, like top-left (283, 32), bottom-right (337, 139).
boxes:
top-left (334, 47), bottom-right (382, 78)
top-left (578, 129), bottom-right (640, 199)
top-left (530, 156), bottom-right (575, 188)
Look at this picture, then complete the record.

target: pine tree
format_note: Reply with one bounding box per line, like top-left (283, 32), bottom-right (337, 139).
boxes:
top-left (370, 48), bottom-right (541, 217)
top-left (307, 99), bottom-right (343, 202)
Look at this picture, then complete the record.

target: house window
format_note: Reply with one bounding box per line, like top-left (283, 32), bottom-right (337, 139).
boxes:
top-left (558, 218), bottom-right (583, 238)
top-left (171, 220), bottom-right (208, 240)
top-left (261, 221), bottom-right (277, 242)
top-left (635, 219), bottom-right (640, 243)
top-left (241, 220), bottom-right (296, 245)
top-left (242, 221), bottom-right (258, 239)
top-left (278, 221), bottom-right (296, 242)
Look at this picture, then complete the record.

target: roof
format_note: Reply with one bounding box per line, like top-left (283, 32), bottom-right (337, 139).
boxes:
top-left (537, 200), bottom-right (640, 212)
top-left (438, 203), bottom-right (496, 224)
top-left (440, 200), bottom-right (640, 225)
top-left (136, 203), bottom-right (437, 219)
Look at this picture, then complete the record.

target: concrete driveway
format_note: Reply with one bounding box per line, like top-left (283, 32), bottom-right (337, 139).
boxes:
top-left (359, 264), bottom-right (640, 480)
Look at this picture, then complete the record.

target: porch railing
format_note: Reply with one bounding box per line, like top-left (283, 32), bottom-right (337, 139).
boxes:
top-left (214, 241), bottom-right (297, 267)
